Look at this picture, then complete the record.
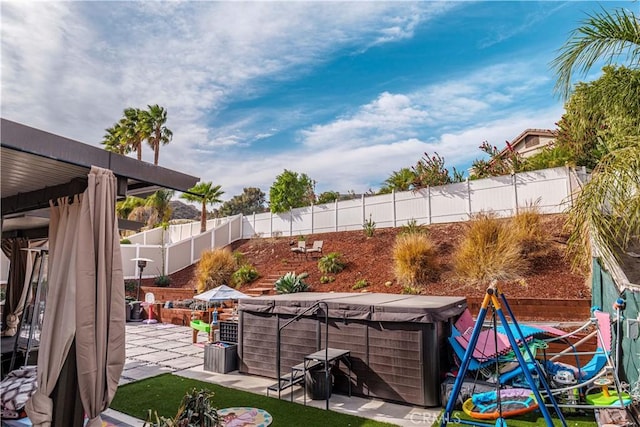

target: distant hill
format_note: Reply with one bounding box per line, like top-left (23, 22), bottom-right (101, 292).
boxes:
top-left (170, 200), bottom-right (200, 220)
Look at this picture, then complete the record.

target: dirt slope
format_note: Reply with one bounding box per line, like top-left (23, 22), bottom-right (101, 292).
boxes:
top-left (165, 214), bottom-right (589, 301)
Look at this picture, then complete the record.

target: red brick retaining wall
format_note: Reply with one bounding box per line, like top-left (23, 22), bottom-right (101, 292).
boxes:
top-left (465, 297), bottom-right (591, 321)
top-left (141, 286), bottom-right (197, 302)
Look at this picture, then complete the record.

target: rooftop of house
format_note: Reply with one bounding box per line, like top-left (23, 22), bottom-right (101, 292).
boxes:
top-left (497, 128), bottom-right (558, 158)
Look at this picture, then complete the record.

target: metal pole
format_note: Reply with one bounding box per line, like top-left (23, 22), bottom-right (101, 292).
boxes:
top-left (441, 293), bottom-right (490, 426)
top-left (322, 302), bottom-right (329, 410)
top-left (137, 265), bottom-right (143, 301)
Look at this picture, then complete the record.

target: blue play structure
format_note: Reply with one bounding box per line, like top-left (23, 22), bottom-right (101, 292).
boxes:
top-left (440, 282), bottom-right (567, 427)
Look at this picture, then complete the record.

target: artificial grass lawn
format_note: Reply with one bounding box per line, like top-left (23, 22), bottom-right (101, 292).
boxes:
top-left (111, 373), bottom-right (397, 427)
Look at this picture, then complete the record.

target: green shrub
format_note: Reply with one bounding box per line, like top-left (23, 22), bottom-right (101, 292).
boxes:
top-left (352, 279), bottom-right (369, 290)
top-left (120, 238), bottom-right (132, 244)
top-left (195, 249), bottom-right (237, 294)
top-left (232, 250), bottom-right (245, 267)
top-left (319, 275), bottom-right (335, 284)
top-left (154, 275), bottom-right (172, 287)
top-left (274, 272), bottom-right (309, 294)
top-left (124, 280), bottom-right (138, 293)
top-left (318, 252), bottom-right (345, 274)
top-left (363, 214), bottom-right (376, 237)
top-left (454, 212), bottom-right (527, 284)
top-left (231, 264), bottom-right (259, 287)
top-left (400, 218), bottom-right (426, 235)
top-left (393, 233), bottom-right (437, 287)
top-left (401, 285), bottom-right (421, 295)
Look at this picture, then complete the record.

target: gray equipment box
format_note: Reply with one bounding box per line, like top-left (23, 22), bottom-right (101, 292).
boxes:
top-left (204, 342), bottom-right (238, 373)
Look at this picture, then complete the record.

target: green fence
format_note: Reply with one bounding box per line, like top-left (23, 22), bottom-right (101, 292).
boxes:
top-left (591, 258), bottom-right (640, 390)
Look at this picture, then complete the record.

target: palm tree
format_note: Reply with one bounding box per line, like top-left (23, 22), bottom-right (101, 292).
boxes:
top-left (181, 182), bottom-right (225, 233)
top-left (116, 196), bottom-right (145, 219)
top-left (120, 108), bottom-right (149, 161)
top-left (379, 168), bottom-right (416, 194)
top-left (146, 189), bottom-right (175, 228)
top-left (552, 5), bottom-right (640, 268)
top-left (101, 123), bottom-right (130, 155)
top-left (566, 140), bottom-right (640, 268)
top-left (143, 105), bottom-right (173, 165)
top-left (146, 189), bottom-right (175, 276)
top-left (551, 7), bottom-right (640, 100)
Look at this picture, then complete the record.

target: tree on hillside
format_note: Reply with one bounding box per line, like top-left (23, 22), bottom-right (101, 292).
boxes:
top-left (317, 191), bottom-right (341, 204)
top-left (143, 105), bottom-right (173, 165)
top-left (379, 168), bottom-right (416, 194)
top-left (412, 152), bottom-right (464, 188)
top-left (214, 187), bottom-right (267, 217)
top-left (269, 170), bottom-right (315, 213)
top-left (470, 141), bottom-right (526, 179)
top-left (554, 66), bottom-right (640, 169)
top-left (181, 182), bottom-right (224, 233)
top-left (551, 6), bottom-right (639, 100)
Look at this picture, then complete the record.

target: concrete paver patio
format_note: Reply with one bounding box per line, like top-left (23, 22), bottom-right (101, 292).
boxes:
top-left (106, 322), bottom-right (442, 427)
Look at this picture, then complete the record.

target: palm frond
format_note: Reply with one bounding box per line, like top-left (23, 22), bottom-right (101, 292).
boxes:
top-left (551, 7), bottom-right (640, 100)
top-left (566, 138), bottom-right (640, 269)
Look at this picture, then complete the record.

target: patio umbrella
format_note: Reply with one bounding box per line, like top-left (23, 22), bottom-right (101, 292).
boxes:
top-left (26, 167), bottom-right (125, 427)
top-left (194, 285), bottom-right (250, 302)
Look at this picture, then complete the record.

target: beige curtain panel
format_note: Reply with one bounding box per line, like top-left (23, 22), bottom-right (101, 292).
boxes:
top-left (76, 167), bottom-right (125, 427)
top-left (0, 237), bottom-right (28, 337)
top-left (26, 167), bottom-right (125, 427)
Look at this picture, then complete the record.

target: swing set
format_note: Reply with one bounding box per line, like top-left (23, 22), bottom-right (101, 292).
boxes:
top-left (440, 282), bottom-right (634, 427)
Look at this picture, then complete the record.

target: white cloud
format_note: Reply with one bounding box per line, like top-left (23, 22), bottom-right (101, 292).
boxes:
top-left (2, 2), bottom-right (453, 150)
top-left (190, 103), bottom-right (562, 199)
top-left (293, 60), bottom-right (557, 182)
top-left (301, 92), bottom-right (430, 148)
top-left (478, 2), bottom-right (570, 49)
top-left (2, 2), bottom-right (566, 201)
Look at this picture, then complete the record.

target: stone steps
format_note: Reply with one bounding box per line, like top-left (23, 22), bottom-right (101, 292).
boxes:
top-left (247, 259), bottom-right (315, 297)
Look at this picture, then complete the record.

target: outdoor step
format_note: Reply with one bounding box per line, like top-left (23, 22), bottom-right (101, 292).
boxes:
top-left (245, 286), bottom-right (274, 297)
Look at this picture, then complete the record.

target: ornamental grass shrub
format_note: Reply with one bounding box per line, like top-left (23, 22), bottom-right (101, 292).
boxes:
top-left (393, 232), bottom-right (437, 288)
top-left (454, 212), bottom-right (527, 284)
top-left (508, 204), bottom-right (550, 257)
top-left (195, 248), bottom-right (236, 294)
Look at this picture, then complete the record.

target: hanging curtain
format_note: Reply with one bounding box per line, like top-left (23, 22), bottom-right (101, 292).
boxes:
top-left (75, 167), bottom-right (125, 427)
top-left (26, 197), bottom-right (80, 426)
top-left (1, 237), bottom-right (28, 336)
top-left (26, 166), bottom-right (125, 427)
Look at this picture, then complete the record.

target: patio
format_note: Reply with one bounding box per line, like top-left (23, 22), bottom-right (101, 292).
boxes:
top-left (105, 322), bottom-right (442, 427)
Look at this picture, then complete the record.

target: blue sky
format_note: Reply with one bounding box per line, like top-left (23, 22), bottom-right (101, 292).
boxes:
top-left (1, 1), bottom-right (633, 201)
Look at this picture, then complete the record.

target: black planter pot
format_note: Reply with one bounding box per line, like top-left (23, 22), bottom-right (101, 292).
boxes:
top-left (125, 302), bottom-right (132, 322)
top-left (129, 301), bottom-right (143, 322)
